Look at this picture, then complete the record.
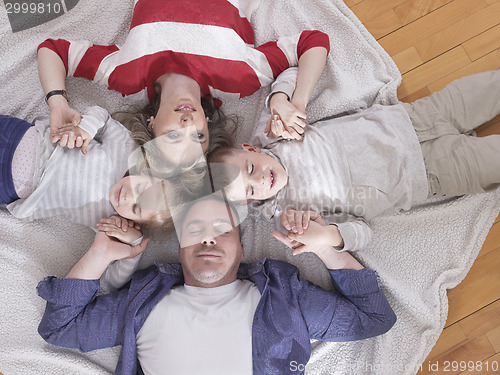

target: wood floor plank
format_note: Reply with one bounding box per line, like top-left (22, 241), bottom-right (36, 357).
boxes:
top-left (447, 268), bottom-right (500, 326)
top-left (426, 323), bottom-right (468, 362)
top-left (486, 325), bottom-right (500, 353)
top-left (427, 48), bottom-right (500, 93)
top-left (350, 0), bottom-right (407, 23)
top-left (394, 0), bottom-right (453, 25)
top-left (398, 46), bottom-right (470, 98)
top-left (379, 0), bottom-right (488, 56)
top-left (477, 221), bottom-right (500, 258)
top-left (399, 86), bottom-right (431, 102)
top-left (458, 351), bottom-right (500, 374)
top-left (459, 300), bottom-right (500, 340)
top-left (360, 9), bottom-right (404, 40)
top-left (463, 24), bottom-right (500, 62)
top-left (414, 2), bottom-right (500, 62)
top-left (426, 336), bottom-right (496, 375)
top-left (344, 0), bottom-right (363, 7)
top-left (393, 46), bottom-right (424, 74)
top-left (476, 115), bottom-right (500, 137)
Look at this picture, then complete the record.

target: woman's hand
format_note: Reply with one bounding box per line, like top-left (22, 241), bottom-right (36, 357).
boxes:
top-left (266, 93), bottom-right (306, 140)
top-left (55, 124), bottom-right (92, 154)
top-left (96, 216), bottom-right (143, 245)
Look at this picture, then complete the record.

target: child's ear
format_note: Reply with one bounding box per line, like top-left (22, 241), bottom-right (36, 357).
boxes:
top-left (148, 116), bottom-right (155, 131)
top-left (241, 143), bottom-right (261, 153)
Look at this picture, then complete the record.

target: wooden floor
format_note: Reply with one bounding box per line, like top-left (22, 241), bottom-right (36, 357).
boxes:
top-left (344, 0), bottom-right (500, 374)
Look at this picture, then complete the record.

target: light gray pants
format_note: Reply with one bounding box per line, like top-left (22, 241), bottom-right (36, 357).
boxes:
top-left (403, 70), bottom-right (500, 198)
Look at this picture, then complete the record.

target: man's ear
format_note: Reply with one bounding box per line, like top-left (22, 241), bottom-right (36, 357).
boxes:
top-left (241, 143), bottom-right (261, 153)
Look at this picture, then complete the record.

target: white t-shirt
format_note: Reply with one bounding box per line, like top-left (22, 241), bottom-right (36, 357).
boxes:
top-left (136, 279), bottom-right (261, 375)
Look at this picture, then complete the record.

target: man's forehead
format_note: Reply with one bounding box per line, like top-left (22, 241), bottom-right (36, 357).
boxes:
top-left (183, 199), bottom-right (238, 226)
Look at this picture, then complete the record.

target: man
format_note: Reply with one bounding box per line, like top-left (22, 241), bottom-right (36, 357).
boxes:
top-left (37, 194), bottom-right (396, 375)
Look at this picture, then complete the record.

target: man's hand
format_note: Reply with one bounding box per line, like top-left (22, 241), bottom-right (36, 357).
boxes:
top-left (272, 219), bottom-right (343, 256)
top-left (92, 231), bottom-right (149, 261)
top-left (272, 210), bottom-right (361, 271)
top-left (65, 232), bottom-right (150, 280)
top-left (266, 93), bottom-right (306, 140)
top-left (280, 209), bottom-right (326, 235)
top-left (96, 216), bottom-right (143, 245)
top-left (55, 124), bottom-right (91, 154)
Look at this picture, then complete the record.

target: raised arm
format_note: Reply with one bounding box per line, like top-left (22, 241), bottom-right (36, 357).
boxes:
top-left (292, 46), bottom-right (328, 112)
top-left (275, 208), bottom-right (373, 252)
top-left (264, 42), bottom-right (328, 140)
top-left (38, 46), bottom-right (81, 143)
top-left (272, 212), bottom-right (396, 341)
top-left (66, 231), bottom-right (149, 280)
top-left (37, 232), bottom-right (149, 351)
top-left (38, 38), bottom-right (119, 143)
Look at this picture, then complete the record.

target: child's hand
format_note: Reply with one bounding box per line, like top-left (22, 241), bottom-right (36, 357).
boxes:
top-left (55, 124), bottom-right (92, 154)
top-left (275, 209), bottom-right (344, 254)
top-left (266, 92), bottom-right (306, 140)
top-left (280, 209), bottom-right (326, 234)
top-left (49, 103), bottom-right (82, 143)
top-left (272, 220), bottom-right (344, 256)
top-left (265, 114), bottom-right (295, 140)
top-left (96, 216), bottom-right (142, 245)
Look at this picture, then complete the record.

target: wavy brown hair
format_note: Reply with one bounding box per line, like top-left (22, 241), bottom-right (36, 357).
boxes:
top-left (114, 83), bottom-right (237, 161)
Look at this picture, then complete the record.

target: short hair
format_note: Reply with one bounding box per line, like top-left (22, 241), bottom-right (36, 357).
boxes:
top-left (175, 193), bottom-right (242, 240)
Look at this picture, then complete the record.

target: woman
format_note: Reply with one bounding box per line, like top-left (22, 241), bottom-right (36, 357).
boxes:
top-left (37, 0), bottom-right (329, 161)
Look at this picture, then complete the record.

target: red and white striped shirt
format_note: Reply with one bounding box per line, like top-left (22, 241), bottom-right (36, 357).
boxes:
top-left (38, 0), bottom-right (329, 104)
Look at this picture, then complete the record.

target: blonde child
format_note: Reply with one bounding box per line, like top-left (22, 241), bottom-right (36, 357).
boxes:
top-left (210, 69), bottom-right (500, 252)
top-left (1, 106), bottom-right (172, 241)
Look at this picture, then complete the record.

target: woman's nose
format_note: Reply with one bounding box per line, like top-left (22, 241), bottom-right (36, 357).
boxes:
top-left (180, 113), bottom-right (193, 125)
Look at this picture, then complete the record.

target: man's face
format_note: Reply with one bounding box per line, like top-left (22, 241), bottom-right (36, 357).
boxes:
top-left (179, 199), bottom-right (243, 288)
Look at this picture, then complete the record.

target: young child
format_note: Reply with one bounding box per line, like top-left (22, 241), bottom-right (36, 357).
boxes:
top-left (1, 106), bottom-right (172, 237)
top-left (209, 69), bottom-right (500, 252)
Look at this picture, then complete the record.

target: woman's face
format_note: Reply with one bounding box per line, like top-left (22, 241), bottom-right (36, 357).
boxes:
top-left (150, 97), bottom-right (209, 166)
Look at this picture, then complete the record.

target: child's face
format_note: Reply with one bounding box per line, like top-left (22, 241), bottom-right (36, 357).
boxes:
top-left (109, 175), bottom-right (168, 223)
top-left (223, 144), bottom-right (288, 201)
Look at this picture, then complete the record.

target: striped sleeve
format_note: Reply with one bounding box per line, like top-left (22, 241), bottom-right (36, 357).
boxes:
top-left (77, 106), bottom-right (111, 139)
top-left (322, 212), bottom-right (373, 252)
top-left (255, 30), bottom-right (330, 79)
top-left (38, 38), bottom-right (119, 83)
